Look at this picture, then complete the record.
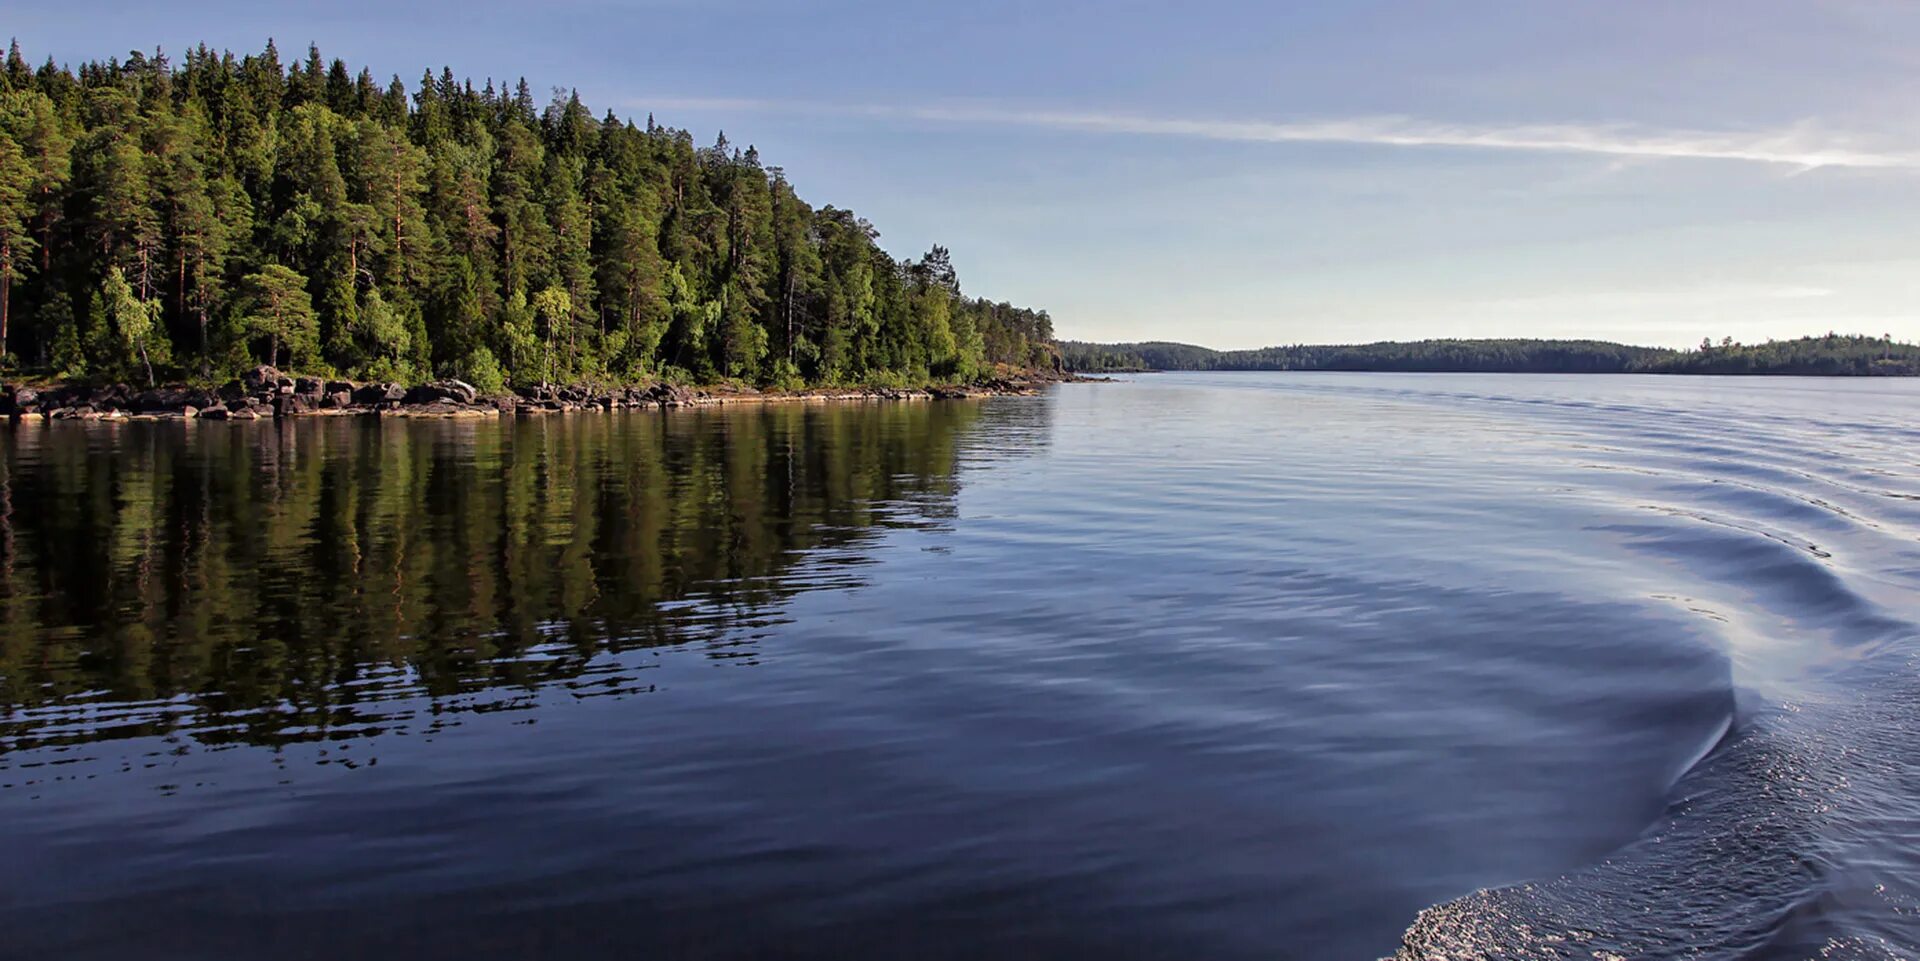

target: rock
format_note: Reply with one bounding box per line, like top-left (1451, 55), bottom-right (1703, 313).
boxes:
top-left (646, 384), bottom-right (696, 407)
top-left (353, 383), bottom-right (406, 405)
top-left (321, 390), bottom-right (352, 410)
top-left (324, 380), bottom-right (354, 395)
top-left (198, 406), bottom-right (230, 420)
top-left (294, 376), bottom-right (325, 397)
top-left (404, 380), bottom-right (478, 406)
top-left (93, 384), bottom-right (132, 410)
top-left (241, 365), bottom-right (282, 392)
top-left (130, 386), bottom-right (200, 413)
top-left (274, 394), bottom-right (312, 417)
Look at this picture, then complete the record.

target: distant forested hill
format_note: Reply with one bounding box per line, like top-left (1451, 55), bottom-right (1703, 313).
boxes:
top-left (0, 40), bottom-right (1055, 391)
top-left (1061, 335), bottom-right (1920, 376)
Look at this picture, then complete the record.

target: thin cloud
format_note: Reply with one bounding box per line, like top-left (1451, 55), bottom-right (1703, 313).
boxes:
top-left (638, 96), bottom-right (1920, 170)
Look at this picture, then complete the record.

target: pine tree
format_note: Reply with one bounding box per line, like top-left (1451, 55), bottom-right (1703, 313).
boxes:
top-left (0, 102), bottom-right (36, 357)
top-left (235, 264), bottom-right (318, 370)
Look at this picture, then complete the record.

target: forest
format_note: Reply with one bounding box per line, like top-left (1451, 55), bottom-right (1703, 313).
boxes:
top-left (1061, 334), bottom-right (1920, 376)
top-left (0, 40), bottom-right (1057, 393)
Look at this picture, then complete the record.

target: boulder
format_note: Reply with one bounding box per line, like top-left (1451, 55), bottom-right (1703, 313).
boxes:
top-left (404, 380), bottom-right (478, 406)
top-left (130, 386), bottom-right (201, 413)
top-left (324, 380), bottom-right (355, 395)
top-left (93, 384), bottom-right (132, 410)
top-left (198, 406), bottom-right (230, 420)
top-left (294, 376), bottom-right (326, 397)
top-left (321, 390), bottom-right (352, 410)
top-left (646, 384), bottom-right (697, 407)
top-left (274, 393), bottom-right (312, 417)
top-left (241, 365), bottom-right (282, 392)
top-left (353, 383), bottom-right (406, 405)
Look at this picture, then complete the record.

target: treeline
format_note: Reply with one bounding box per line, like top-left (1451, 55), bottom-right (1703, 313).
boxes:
top-left (1061, 334), bottom-right (1920, 376)
top-left (0, 40), bottom-right (1057, 392)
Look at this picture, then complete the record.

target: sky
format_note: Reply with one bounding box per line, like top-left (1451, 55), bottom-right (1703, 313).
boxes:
top-left (14, 0), bottom-right (1920, 349)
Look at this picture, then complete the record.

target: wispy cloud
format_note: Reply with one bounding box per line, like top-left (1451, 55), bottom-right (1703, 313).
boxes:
top-left (638, 96), bottom-right (1920, 170)
top-left (1474, 283), bottom-right (1838, 313)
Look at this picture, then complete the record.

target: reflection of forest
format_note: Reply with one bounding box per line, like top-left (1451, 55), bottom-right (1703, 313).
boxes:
top-left (0, 402), bottom-right (986, 752)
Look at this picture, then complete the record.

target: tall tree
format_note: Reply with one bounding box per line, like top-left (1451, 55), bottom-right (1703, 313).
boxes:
top-left (0, 105), bottom-right (35, 357)
top-left (102, 267), bottom-right (167, 385)
top-left (235, 264), bottom-right (318, 369)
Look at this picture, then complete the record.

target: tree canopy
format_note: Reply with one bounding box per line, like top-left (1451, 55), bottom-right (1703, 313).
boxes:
top-left (0, 39), bottom-right (1057, 387)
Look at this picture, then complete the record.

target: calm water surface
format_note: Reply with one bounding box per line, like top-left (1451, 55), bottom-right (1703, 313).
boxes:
top-left (3, 373), bottom-right (1918, 960)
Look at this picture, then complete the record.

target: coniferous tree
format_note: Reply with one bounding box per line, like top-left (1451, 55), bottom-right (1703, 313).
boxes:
top-left (235, 264), bottom-right (317, 369)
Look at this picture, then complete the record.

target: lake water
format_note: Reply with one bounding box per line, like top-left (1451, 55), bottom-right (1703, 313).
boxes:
top-left (3, 373), bottom-right (1918, 960)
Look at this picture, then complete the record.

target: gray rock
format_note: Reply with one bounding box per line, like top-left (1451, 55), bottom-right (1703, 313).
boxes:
top-left (241, 365), bottom-right (282, 392)
top-left (353, 383), bottom-right (406, 405)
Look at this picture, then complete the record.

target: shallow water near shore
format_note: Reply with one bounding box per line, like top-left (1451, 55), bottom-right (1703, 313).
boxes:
top-left (2, 372), bottom-right (1918, 960)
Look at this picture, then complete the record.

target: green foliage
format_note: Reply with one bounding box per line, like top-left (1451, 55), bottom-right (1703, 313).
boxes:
top-left (0, 40), bottom-right (1054, 388)
top-left (350, 286), bottom-right (412, 378)
top-left (458, 345), bottom-right (506, 394)
top-left (101, 267), bottom-right (168, 385)
top-left (234, 264), bottom-right (319, 371)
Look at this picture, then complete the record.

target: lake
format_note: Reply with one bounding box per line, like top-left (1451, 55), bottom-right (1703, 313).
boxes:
top-left (3, 373), bottom-right (1918, 960)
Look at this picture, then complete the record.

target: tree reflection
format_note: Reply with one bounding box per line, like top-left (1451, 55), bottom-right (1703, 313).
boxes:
top-left (0, 402), bottom-right (987, 753)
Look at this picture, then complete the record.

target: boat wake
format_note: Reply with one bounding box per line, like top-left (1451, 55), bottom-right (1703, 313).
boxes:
top-left (1379, 379), bottom-right (1920, 960)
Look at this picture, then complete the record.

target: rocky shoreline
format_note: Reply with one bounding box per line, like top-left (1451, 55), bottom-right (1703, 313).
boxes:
top-left (0, 366), bottom-right (1094, 423)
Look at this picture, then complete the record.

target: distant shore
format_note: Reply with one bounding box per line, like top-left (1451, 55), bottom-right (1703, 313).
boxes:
top-left (1, 367), bottom-right (1096, 423)
top-left (1060, 334), bottom-right (1920, 377)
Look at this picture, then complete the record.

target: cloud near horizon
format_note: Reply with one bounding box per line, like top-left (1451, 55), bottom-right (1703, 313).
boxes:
top-left (635, 96), bottom-right (1920, 171)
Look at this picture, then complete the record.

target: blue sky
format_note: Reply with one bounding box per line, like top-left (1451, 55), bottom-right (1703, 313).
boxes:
top-left (15, 1), bottom-right (1920, 348)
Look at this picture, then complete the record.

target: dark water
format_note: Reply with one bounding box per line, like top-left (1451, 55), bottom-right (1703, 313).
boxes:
top-left (2, 374), bottom-right (1917, 961)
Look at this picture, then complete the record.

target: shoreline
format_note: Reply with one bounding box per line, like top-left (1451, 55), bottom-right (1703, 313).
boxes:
top-left (0, 367), bottom-right (1101, 423)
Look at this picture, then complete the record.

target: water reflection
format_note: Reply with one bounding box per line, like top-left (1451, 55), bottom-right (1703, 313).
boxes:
top-left (0, 402), bottom-right (988, 756)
